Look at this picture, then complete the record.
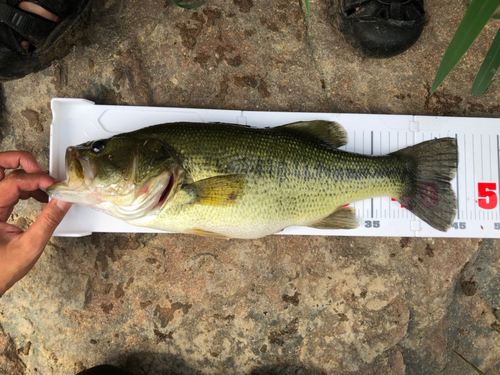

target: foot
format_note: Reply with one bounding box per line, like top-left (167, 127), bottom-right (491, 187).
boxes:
top-left (18, 2), bottom-right (60, 49)
top-left (331, 0), bottom-right (425, 58)
top-left (0, 0), bottom-right (92, 82)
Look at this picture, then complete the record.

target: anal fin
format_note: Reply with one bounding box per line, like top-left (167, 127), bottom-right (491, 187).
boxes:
top-left (187, 228), bottom-right (230, 238)
top-left (309, 206), bottom-right (359, 230)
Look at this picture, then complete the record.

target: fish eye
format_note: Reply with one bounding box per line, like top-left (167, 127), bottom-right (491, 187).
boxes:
top-left (91, 140), bottom-right (106, 153)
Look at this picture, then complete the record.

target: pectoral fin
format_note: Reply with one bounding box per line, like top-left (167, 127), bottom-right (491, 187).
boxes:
top-left (183, 175), bottom-right (246, 206)
top-left (309, 206), bottom-right (359, 229)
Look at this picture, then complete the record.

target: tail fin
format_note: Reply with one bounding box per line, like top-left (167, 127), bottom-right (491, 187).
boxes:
top-left (392, 138), bottom-right (458, 231)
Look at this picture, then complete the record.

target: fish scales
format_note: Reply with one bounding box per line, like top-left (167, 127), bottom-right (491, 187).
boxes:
top-left (47, 120), bottom-right (457, 238)
top-left (117, 123), bottom-right (407, 237)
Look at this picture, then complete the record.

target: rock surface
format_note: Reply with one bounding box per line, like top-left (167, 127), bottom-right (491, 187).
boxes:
top-left (1, 0), bottom-right (500, 374)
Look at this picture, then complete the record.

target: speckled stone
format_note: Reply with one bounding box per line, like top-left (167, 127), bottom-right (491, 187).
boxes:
top-left (1, 0), bottom-right (499, 374)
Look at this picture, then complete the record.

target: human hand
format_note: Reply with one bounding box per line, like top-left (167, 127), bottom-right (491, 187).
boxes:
top-left (0, 151), bottom-right (72, 296)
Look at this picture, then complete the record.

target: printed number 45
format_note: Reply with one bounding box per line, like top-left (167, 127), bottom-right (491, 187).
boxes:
top-left (478, 182), bottom-right (498, 210)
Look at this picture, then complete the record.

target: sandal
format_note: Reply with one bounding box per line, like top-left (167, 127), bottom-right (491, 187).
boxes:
top-left (0, 0), bottom-right (92, 82)
top-left (330, 0), bottom-right (425, 58)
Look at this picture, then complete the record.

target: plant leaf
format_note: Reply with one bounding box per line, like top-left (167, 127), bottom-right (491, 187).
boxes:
top-left (452, 350), bottom-right (487, 375)
top-left (304, 0), bottom-right (310, 20)
top-left (471, 27), bottom-right (500, 96)
top-left (431, 0), bottom-right (500, 94)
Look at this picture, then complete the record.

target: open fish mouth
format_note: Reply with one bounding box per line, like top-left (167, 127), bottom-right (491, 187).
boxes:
top-left (66, 147), bottom-right (83, 181)
top-left (54, 147), bottom-right (97, 192)
top-left (65, 147), bottom-right (95, 188)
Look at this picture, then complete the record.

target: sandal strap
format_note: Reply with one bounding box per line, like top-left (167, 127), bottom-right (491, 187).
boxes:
top-left (343, 0), bottom-right (370, 8)
top-left (342, 0), bottom-right (424, 20)
top-left (390, 1), bottom-right (402, 20)
top-left (0, 3), bottom-right (55, 46)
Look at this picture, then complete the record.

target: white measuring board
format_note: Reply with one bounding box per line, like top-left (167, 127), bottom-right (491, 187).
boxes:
top-left (49, 98), bottom-right (500, 238)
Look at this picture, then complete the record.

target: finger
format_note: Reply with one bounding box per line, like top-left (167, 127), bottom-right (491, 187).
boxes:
top-left (0, 222), bottom-right (23, 246)
top-left (0, 172), bottom-right (57, 208)
top-left (0, 151), bottom-right (47, 179)
top-left (21, 199), bottom-right (72, 255)
top-left (30, 189), bottom-right (49, 203)
top-left (0, 203), bottom-right (17, 223)
top-left (18, 189), bottom-right (48, 203)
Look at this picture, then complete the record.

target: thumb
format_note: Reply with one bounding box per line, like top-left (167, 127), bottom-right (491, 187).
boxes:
top-left (23, 199), bottom-right (72, 252)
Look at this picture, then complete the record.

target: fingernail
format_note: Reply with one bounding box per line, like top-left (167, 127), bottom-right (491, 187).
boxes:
top-left (55, 199), bottom-right (72, 212)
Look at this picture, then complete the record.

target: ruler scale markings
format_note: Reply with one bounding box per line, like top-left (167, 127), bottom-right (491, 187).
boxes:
top-left (481, 134), bottom-right (484, 180)
top-left (464, 134), bottom-right (469, 219)
top-left (464, 135), bottom-right (475, 220)
top-left (494, 134), bottom-right (498, 221)
top-left (456, 134), bottom-right (460, 220)
top-left (371, 131), bottom-right (373, 157)
top-left (50, 104), bottom-right (500, 238)
top-left (490, 135), bottom-right (494, 221)
top-left (465, 133), bottom-right (468, 222)
top-left (485, 134), bottom-right (489, 181)
top-left (487, 134), bottom-right (491, 181)
top-left (371, 131), bottom-right (374, 219)
top-left (489, 134), bottom-right (493, 182)
top-left (380, 131), bottom-right (382, 156)
top-left (497, 135), bottom-right (500, 221)
top-left (480, 133), bottom-right (485, 219)
top-left (493, 134), bottom-right (497, 221)
top-left (473, 134), bottom-right (477, 221)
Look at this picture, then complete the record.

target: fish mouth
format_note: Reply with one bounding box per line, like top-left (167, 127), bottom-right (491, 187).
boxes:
top-left (47, 145), bottom-right (178, 216)
top-left (65, 147), bottom-right (95, 188)
top-left (50, 147), bottom-right (92, 191)
top-left (46, 147), bottom-right (97, 202)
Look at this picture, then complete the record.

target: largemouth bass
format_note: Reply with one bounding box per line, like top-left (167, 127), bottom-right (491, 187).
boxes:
top-left (47, 120), bottom-right (458, 239)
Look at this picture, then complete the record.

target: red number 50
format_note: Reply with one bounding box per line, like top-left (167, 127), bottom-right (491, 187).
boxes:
top-left (478, 182), bottom-right (498, 209)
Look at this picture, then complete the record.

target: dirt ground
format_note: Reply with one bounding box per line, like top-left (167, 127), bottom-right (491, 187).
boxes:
top-left (1, 0), bottom-right (499, 374)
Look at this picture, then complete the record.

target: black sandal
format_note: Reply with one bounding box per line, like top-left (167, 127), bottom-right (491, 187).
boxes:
top-left (0, 0), bottom-right (91, 82)
top-left (330, 0), bottom-right (425, 58)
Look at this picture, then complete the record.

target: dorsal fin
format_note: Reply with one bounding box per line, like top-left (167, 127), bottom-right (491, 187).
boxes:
top-left (276, 120), bottom-right (348, 148)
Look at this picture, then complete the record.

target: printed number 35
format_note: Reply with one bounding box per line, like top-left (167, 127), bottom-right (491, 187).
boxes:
top-left (365, 220), bottom-right (380, 228)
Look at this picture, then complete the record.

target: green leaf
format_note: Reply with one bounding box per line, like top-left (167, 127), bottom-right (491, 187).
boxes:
top-left (170, 0), bottom-right (205, 9)
top-left (431, 0), bottom-right (500, 94)
top-left (304, 0), bottom-right (310, 20)
top-left (471, 27), bottom-right (500, 96)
